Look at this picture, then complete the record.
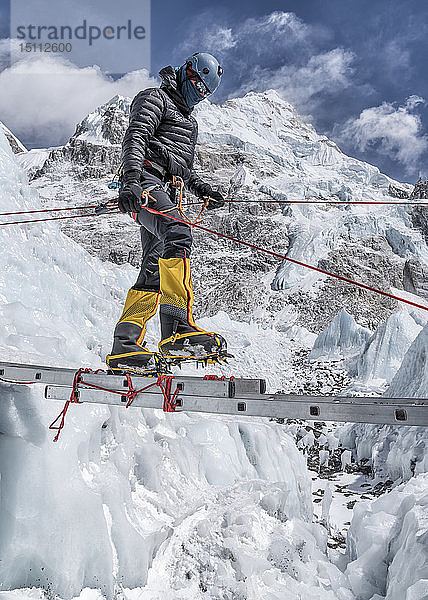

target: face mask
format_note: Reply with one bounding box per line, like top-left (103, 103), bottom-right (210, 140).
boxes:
top-left (176, 65), bottom-right (209, 108)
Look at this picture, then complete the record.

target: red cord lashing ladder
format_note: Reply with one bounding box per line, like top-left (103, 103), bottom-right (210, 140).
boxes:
top-left (49, 368), bottom-right (89, 442)
top-left (48, 369), bottom-right (180, 441)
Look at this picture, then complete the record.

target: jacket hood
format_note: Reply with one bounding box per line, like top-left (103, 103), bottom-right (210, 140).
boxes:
top-left (159, 65), bottom-right (192, 115)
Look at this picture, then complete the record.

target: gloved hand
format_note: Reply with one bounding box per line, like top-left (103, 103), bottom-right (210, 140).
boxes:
top-left (206, 190), bottom-right (225, 210)
top-left (118, 181), bottom-right (143, 214)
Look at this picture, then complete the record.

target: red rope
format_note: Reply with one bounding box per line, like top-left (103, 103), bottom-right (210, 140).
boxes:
top-left (183, 199), bottom-right (428, 207)
top-left (140, 204), bottom-right (428, 313)
top-left (49, 367), bottom-right (89, 442)
top-left (1, 196), bottom-right (425, 223)
top-left (0, 204), bottom-right (97, 217)
top-left (158, 374), bottom-right (180, 412)
top-left (48, 369), bottom-right (180, 441)
top-left (0, 377), bottom-right (37, 385)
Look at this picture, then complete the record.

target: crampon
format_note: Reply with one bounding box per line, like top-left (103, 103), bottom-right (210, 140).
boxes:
top-left (106, 353), bottom-right (170, 376)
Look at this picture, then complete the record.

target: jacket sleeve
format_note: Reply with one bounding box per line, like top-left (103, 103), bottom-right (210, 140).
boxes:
top-left (121, 89), bottom-right (164, 177)
top-left (186, 170), bottom-right (212, 198)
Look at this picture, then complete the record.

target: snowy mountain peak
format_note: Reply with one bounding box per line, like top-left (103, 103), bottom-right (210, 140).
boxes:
top-left (73, 95), bottom-right (131, 145)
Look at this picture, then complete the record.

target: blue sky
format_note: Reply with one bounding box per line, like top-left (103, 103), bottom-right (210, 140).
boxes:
top-left (0, 0), bottom-right (427, 182)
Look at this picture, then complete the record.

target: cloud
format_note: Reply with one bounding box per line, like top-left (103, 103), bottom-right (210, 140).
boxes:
top-left (0, 40), bottom-right (157, 148)
top-left (177, 10), bottom-right (330, 62)
top-left (175, 10), bottom-right (353, 117)
top-left (383, 40), bottom-right (411, 70)
top-left (338, 96), bottom-right (428, 173)
top-left (234, 47), bottom-right (355, 113)
top-left (198, 27), bottom-right (237, 53)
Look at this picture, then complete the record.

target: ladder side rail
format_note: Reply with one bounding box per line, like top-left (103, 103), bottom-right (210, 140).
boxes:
top-left (0, 362), bottom-right (264, 397)
top-left (44, 386), bottom-right (428, 427)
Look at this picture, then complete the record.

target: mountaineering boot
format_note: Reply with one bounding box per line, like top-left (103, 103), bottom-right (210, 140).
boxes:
top-left (106, 288), bottom-right (160, 372)
top-left (158, 256), bottom-right (227, 361)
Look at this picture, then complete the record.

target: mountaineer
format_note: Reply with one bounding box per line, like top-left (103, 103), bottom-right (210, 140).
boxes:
top-left (106, 52), bottom-right (227, 372)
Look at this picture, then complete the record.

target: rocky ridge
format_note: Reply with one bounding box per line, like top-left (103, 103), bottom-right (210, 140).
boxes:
top-left (0, 120), bottom-right (27, 154)
top-left (20, 90), bottom-right (428, 334)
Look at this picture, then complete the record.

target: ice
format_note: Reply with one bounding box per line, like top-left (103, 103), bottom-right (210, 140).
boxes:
top-left (345, 473), bottom-right (428, 600)
top-left (1, 80), bottom-right (428, 598)
top-left (319, 449), bottom-right (330, 469)
top-left (353, 309), bottom-right (422, 389)
top-left (338, 421), bottom-right (428, 482)
top-left (16, 149), bottom-right (51, 179)
top-left (230, 165), bottom-right (253, 188)
top-left (321, 483), bottom-right (333, 527)
top-left (309, 308), bottom-right (372, 361)
top-left (0, 130), bottom-right (355, 599)
top-left (386, 323), bottom-right (428, 398)
top-left (338, 322), bottom-right (428, 482)
top-left (0, 120), bottom-right (27, 154)
top-left (341, 450), bottom-right (352, 471)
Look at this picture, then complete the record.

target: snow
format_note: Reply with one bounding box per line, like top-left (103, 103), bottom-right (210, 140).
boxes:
top-left (345, 473), bottom-right (428, 600)
top-left (16, 149), bottom-right (51, 178)
top-left (386, 324), bottom-right (428, 398)
top-left (337, 421), bottom-right (428, 483)
top-left (0, 130), bottom-right (357, 599)
top-left (352, 309), bottom-right (422, 390)
top-left (309, 308), bottom-right (372, 361)
top-left (1, 82), bottom-right (428, 599)
top-left (195, 92), bottom-right (428, 302)
top-left (0, 120), bottom-right (27, 154)
top-left (337, 322), bottom-right (428, 484)
top-left (73, 95), bottom-right (131, 145)
top-left (0, 133), bottom-right (133, 368)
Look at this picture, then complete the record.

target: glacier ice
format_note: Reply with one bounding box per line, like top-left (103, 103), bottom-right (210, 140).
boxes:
top-left (345, 473), bottom-right (428, 600)
top-left (309, 308), bottom-right (372, 361)
top-left (337, 325), bottom-right (428, 482)
top-left (353, 309), bottom-right (422, 388)
top-left (386, 323), bottom-right (428, 398)
top-left (0, 129), bottom-right (356, 599)
top-left (1, 80), bottom-right (428, 599)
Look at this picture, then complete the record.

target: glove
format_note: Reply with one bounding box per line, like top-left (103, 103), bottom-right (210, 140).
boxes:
top-left (118, 181), bottom-right (143, 214)
top-left (196, 182), bottom-right (212, 198)
top-left (206, 190), bottom-right (225, 210)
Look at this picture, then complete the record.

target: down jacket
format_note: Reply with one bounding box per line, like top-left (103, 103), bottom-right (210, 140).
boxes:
top-left (121, 65), bottom-right (210, 197)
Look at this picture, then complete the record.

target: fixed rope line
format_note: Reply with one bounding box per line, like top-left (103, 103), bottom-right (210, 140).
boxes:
top-left (138, 197), bottom-right (428, 313)
top-left (0, 209), bottom-right (121, 227)
top-left (0, 204), bottom-right (98, 217)
top-left (183, 199), bottom-right (428, 207)
top-left (1, 196), bottom-right (426, 222)
top-left (0, 200), bottom-right (120, 226)
top-left (1, 213), bottom-right (100, 226)
top-left (1, 194), bottom-right (427, 312)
